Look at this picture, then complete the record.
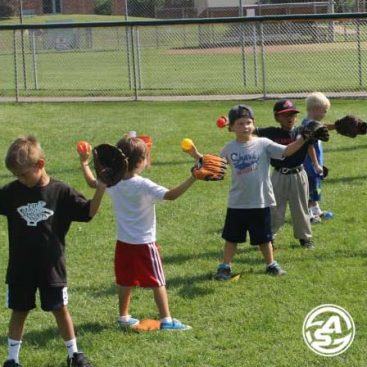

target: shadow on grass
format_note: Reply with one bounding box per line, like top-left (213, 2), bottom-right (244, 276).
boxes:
top-left (324, 143), bottom-right (367, 153)
top-left (0, 322), bottom-right (107, 347)
top-left (323, 174), bottom-right (367, 184)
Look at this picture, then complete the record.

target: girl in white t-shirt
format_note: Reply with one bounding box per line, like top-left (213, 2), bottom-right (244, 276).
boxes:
top-left (78, 136), bottom-right (196, 330)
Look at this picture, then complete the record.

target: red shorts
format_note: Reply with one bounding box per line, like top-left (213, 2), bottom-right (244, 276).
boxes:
top-left (114, 241), bottom-right (166, 287)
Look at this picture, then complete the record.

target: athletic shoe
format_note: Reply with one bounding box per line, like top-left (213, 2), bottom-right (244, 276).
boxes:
top-left (160, 319), bottom-right (192, 331)
top-left (213, 264), bottom-right (232, 281)
top-left (310, 215), bottom-right (321, 224)
top-left (321, 211), bottom-right (334, 220)
top-left (66, 353), bottom-right (93, 367)
top-left (117, 316), bottom-right (140, 328)
top-left (299, 239), bottom-right (315, 249)
top-left (266, 262), bottom-right (287, 276)
top-left (3, 360), bottom-right (21, 367)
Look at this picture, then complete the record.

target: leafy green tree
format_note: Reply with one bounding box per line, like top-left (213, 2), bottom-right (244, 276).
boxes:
top-left (0, 0), bottom-right (16, 19)
top-left (127, 0), bottom-right (165, 18)
top-left (95, 0), bottom-right (112, 15)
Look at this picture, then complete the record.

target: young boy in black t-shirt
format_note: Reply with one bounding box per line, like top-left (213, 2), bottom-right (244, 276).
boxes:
top-left (0, 135), bottom-right (106, 367)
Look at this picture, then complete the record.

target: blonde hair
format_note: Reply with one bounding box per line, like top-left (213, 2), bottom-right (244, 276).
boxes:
top-left (5, 135), bottom-right (45, 171)
top-left (305, 92), bottom-right (330, 111)
top-left (116, 136), bottom-right (148, 172)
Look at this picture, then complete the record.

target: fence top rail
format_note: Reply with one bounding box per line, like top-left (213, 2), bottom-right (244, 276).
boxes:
top-left (0, 12), bottom-right (367, 30)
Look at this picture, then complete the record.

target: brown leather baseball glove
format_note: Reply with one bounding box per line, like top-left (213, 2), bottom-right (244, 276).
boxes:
top-left (191, 154), bottom-right (227, 181)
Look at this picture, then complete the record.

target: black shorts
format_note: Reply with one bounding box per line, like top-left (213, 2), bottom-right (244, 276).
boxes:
top-left (7, 285), bottom-right (69, 312)
top-left (222, 207), bottom-right (273, 245)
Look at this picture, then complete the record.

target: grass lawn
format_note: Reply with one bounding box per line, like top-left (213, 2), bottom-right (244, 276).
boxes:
top-left (0, 100), bottom-right (366, 367)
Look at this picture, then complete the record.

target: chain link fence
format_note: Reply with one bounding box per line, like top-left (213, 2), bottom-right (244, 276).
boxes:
top-left (1, 14), bottom-right (367, 101)
top-left (6, 0), bottom-right (367, 22)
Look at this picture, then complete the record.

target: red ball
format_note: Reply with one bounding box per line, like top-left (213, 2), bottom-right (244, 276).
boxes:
top-left (76, 140), bottom-right (90, 154)
top-left (216, 116), bottom-right (228, 128)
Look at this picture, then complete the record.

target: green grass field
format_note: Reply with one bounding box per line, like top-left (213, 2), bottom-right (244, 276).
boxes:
top-left (0, 100), bottom-right (366, 367)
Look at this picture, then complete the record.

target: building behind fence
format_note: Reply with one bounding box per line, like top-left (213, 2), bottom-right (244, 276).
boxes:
top-left (5, 0), bottom-right (367, 20)
top-left (1, 13), bottom-right (367, 101)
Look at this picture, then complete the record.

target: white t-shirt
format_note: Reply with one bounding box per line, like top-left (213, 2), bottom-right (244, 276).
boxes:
top-left (107, 176), bottom-right (168, 244)
top-left (221, 137), bottom-right (286, 209)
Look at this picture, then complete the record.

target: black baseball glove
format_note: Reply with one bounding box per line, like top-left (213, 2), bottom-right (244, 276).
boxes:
top-left (93, 144), bottom-right (128, 187)
top-left (334, 115), bottom-right (367, 138)
top-left (300, 120), bottom-right (329, 142)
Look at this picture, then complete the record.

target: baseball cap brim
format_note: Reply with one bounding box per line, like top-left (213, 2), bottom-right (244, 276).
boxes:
top-left (276, 108), bottom-right (299, 114)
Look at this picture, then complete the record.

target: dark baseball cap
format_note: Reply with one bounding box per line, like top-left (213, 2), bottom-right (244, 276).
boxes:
top-left (273, 99), bottom-right (299, 114)
top-left (228, 105), bottom-right (255, 123)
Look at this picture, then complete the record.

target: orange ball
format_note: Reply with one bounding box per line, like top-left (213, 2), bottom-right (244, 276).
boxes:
top-left (76, 140), bottom-right (90, 154)
top-left (216, 116), bottom-right (229, 128)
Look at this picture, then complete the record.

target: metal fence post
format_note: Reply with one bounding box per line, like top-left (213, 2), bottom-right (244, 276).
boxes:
top-left (30, 30), bottom-right (39, 90)
top-left (13, 30), bottom-right (19, 102)
top-left (356, 20), bottom-right (362, 87)
top-left (135, 27), bottom-right (142, 90)
top-left (239, 0), bottom-right (247, 87)
top-left (124, 0), bottom-right (132, 90)
top-left (259, 22), bottom-right (266, 98)
top-left (252, 23), bottom-right (258, 87)
top-left (129, 26), bottom-right (138, 100)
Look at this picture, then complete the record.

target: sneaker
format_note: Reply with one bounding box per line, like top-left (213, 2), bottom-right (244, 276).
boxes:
top-left (321, 211), bottom-right (334, 220)
top-left (117, 316), bottom-right (140, 328)
top-left (67, 352), bottom-right (93, 367)
top-left (3, 360), bottom-right (21, 367)
top-left (160, 319), bottom-right (192, 331)
top-left (310, 215), bottom-right (321, 224)
top-left (213, 264), bottom-right (232, 281)
top-left (266, 262), bottom-right (286, 276)
top-left (299, 239), bottom-right (315, 249)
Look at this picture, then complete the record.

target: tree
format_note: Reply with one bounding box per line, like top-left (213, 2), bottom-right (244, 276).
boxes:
top-left (127, 0), bottom-right (165, 18)
top-left (0, 0), bottom-right (16, 19)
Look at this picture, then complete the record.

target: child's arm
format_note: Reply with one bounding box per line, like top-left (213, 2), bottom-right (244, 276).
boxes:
top-left (89, 180), bottom-right (106, 217)
top-left (164, 176), bottom-right (197, 201)
top-left (184, 145), bottom-right (203, 161)
top-left (324, 123), bottom-right (335, 131)
top-left (78, 147), bottom-right (98, 188)
top-left (282, 136), bottom-right (307, 157)
top-left (307, 145), bottom-right (323, 174)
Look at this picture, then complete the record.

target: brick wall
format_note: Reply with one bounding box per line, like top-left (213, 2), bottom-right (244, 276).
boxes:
top-left (63, 0), bottom-right (95, 14)
top-left (112, 0), bottom-right (127, 15)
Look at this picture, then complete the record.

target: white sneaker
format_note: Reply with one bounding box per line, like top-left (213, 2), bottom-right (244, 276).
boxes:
top-left (117, 316), bottom-right (140, 328)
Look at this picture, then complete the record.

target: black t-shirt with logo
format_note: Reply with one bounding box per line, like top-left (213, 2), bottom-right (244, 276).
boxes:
top-left (256, 126), bottom-right (310, 169)
top-left (0, 179), bottom-right (91, 287)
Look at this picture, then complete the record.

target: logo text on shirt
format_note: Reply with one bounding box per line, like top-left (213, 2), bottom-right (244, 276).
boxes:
top-left (17, 201), bottom-right (54, 226)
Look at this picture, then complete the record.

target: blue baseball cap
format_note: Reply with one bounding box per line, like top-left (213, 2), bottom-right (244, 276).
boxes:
top-left (228, 105), bottom-right (255, 123)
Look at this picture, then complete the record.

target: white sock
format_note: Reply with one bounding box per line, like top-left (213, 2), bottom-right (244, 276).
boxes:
top-left (160, 317), bottom-right (173, 324)
top-left (64, 338), bottom-right (78, 359)
top-left (8, 338), bottom-right (22, 363)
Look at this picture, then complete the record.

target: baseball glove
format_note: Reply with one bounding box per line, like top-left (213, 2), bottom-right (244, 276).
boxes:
top-left (93, 144), bottom-right (128, 187)
top-left (300, 120), bottom-right (329, 142)
top-left (334, 115), bottom-right (367, 138)
top-left (191, 154), bottom-right (227, 181)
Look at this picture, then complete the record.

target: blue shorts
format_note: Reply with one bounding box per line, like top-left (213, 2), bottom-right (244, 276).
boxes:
top-left (7, 285), bottom-right (69, 312)
top-left (222, 207), bottom-right (272, 245)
